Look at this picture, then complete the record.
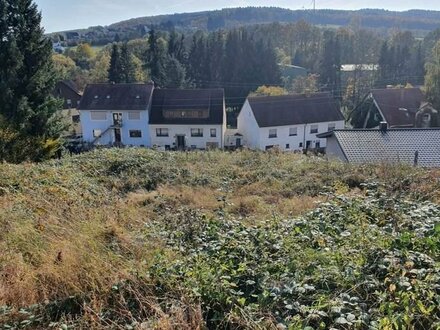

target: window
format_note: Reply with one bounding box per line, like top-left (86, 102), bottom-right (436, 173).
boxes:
top-left (286, 144), bottom-right (290, 149)
top-left (328, 123), bottom-right (336, 131)
top-left (299, 142), bottom-right (303, 148)
top-left (210, 128), bottom-right (217, 137)
top-left (423, 113), bottom-right (431, 121)
top-left (91, 111), bottom-right (106, 120)
top-left (129, 130), bottom-right (142, 138)
top-left (310, 125), bottom-right (319, 134)
top-left (269, 129), bottom-right (277, 138)
top-left (191, 128), bottom-right (203, 137)
top-left (165, 145), bottom-right (171, 151)
top-left (156, 128), bottom-right (169, 137)
top-left (128, 112), bottom-right (141, 120)
top-left (72, 115), bottom-right (80, 123)
top-left (315, 141), bottom-right (321, 149)
top-left (93, 129), bottom-right (102, 138)
top-left (265, 145), bottom-right (274, 150)
top-left (289, 127), bottom-right (297, 136)
top-left (66, 99), bottom-right (72, 108)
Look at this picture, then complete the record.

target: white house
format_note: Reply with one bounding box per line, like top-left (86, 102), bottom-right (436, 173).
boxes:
top-left (149, 89), bottom-right (226, 150)
top-left (79, 83), bottom-right (154, 147)
top-left (237, 93), bottom-right (345, 151)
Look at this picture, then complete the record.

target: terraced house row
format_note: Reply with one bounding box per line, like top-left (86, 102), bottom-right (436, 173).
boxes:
top-left (77, 83), bottom-right (345, 152)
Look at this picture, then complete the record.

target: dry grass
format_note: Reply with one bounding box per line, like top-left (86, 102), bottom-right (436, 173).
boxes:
top-left (1, 148), bottom-right (439, 328)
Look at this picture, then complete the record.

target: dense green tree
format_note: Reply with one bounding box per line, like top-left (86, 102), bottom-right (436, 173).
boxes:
top-left (146, 29), bottom-right (168, 86)
top-left (425, 41), bottom-right (440, 110)
top-left (0, 0), bottom-right (63, 162)
top-left (164, 56), bottom-right (188, 88)
top-left (120, 43), bottom-right (137, 83)
top-left (319, 31), bottom-right (342, 99)
top-left (108, 43), bottom-right (124, 83)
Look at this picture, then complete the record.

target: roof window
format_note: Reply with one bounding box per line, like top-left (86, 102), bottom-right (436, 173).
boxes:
top-left (106, 95), bottom-right (111, 99)
top-left (135, 95), bottom-right (140, 99)
top-left (94, 95), bottom-right (99, 99)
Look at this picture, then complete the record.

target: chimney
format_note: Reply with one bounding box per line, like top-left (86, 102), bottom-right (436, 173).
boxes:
top-left (379, 121), bottom-right (388, 132)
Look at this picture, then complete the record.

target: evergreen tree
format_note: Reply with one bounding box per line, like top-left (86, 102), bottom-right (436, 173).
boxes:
top-left (120, 43), bottom-right (137, 83)
top-left (319, 31), bottom-right (341, 98)
top-left (164, 56), bottom-right (187, 88)
top-left (425, 41), bottom-right (440, 110)
top-left (108, 43), bottom-right (124, 83)
top-left (0, 0), bottom-right (63, 162)
top-left (146, 29), bottom-right (167, 86)
top-left (188, 33), bottom-right (208, 87)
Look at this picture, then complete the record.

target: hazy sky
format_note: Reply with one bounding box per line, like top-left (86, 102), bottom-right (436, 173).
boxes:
top-left (35, 0), bottom-right (440, 33)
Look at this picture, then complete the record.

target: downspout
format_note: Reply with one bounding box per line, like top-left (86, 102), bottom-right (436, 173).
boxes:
top-left (303, 123), bottom-right (307, 153)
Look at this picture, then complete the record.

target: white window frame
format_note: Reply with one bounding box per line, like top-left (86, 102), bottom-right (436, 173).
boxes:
top-left (191, 128), bottom-right (203, 137)
top-left (128, 111), bottom-right (141, 120)
top-left (91, 111), bottom-right (107, 121)
top-left (156, 128), bottom-right (169, 137)
top-left (328, 123), bottom-right (336, 131)
top-left (210, 128), bottom-right (217, 138)
top-left (289, 127), bottom-right (298, 136)
top-left (268, 128), bottom-right (277, 138)
top-left (129, 130), bottom-right (142, 138)
top-left (310, 125), bottom-right (319, 134)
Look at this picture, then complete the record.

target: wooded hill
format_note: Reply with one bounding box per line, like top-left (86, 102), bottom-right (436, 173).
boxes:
top-left (52, 7), bottom-right (440, 45)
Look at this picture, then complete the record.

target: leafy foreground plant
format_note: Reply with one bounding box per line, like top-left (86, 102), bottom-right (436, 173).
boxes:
top-left (143, 184), bottom-right (440, 329)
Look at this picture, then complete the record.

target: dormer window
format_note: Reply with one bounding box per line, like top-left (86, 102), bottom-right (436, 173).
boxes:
top-left (106, 95), bottom-right (111, 99)
top-left (136, 95), bottom-right (140, 99)
top-left (94, 95), bottom-right (99, 99)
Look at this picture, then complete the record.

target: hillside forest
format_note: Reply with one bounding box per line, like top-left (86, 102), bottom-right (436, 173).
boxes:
top-left (54, 22), bottom-right (440, 115)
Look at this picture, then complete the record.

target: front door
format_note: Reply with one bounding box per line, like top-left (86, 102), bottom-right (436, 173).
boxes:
top-left (114, 128), bottom-right (122, 144)
top-left (113, 113), bottom-right (122, 126)
top-left (236, 138), bottom-right (242, 148)
top-left (176, 135), bottom-right (186, 150)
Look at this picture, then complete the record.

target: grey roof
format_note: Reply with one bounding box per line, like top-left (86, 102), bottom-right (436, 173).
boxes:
top-left (78, 83), bottom-right (154, 111)
top-left (150, 88), bottom-right (225, 125)
top-left (371, 88), bottom-right (424, 127)
top-left (247, 93), bottom-right (344, 128)
top-left (321, 129), bottom-right (440, 167)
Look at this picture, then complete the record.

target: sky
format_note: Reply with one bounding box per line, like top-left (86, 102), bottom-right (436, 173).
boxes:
top-left (35, 0), bottom-right (440, 33)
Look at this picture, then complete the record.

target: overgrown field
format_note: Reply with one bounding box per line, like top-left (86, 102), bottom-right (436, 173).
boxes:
top-left (1, 149), bottom-right (440, 329)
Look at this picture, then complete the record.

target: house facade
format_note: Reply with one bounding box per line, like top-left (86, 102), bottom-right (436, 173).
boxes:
top-left (79, 83), bottom-right (154, 147)
top-left (237, 93), bottom-right (345, 151)
top-left (149, 89), bottom-right (226, 150)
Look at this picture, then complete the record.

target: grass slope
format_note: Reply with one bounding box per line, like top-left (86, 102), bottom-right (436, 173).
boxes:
top-left (1, 149), bottom-right (440, 329)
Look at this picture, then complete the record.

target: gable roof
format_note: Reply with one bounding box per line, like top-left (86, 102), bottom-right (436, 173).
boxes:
top-left (78, 83), bottom-right (154, 111)
top-left (149, 88), bottom-right (225, 125)
top-left (59, 80), bottom-right (81, 96)
top-left (319, 129), bottom-right (440, 167)
top-left (371, 88), bottom-right (424, 127)
top-left (247, 93), bottom-right (344, 128)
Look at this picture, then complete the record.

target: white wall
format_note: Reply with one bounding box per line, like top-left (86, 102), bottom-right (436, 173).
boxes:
top-left (80, 110), bottom-right (150, 147)
top-left (257, 121), bottom-right (345, 151)
top-left (150, 124), bottom-right (224, 149)
top-left (237, 100), bottom-right (260, 149)
top-left (325, 135), bottom-right (348, 162)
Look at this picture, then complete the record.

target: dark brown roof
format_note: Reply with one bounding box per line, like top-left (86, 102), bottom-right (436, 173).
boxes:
top-left (78, 84), bottom-right (154, 111)
top-left (247, 93), bottom-right (344, 127)
top-left (149, 89), bottom-right (225, 125)
top-left (60, 80), bottom-right (81, 95)
top-left (371, 88), bottom-right (424, 127)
